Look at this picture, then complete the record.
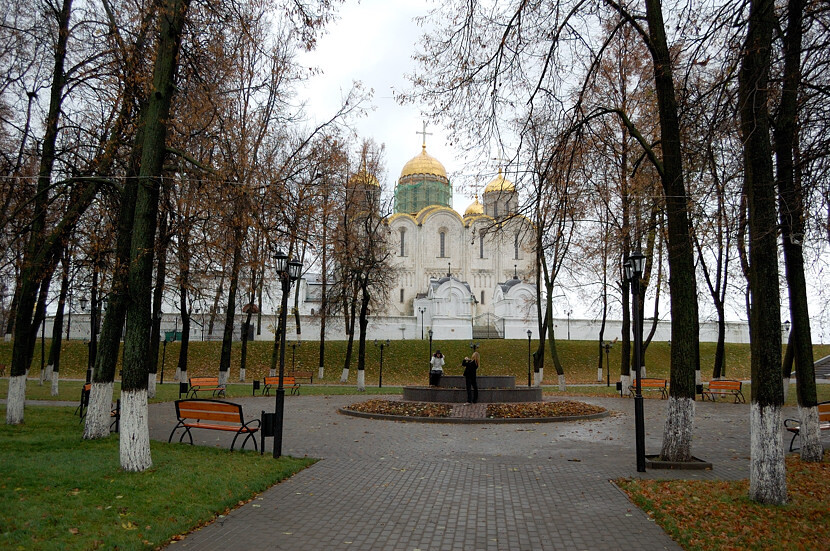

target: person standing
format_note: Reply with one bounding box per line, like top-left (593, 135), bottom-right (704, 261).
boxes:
top-left (429, 350), bottom-right (445, 386)
top-left (463, 351), bottom-right (479, 404)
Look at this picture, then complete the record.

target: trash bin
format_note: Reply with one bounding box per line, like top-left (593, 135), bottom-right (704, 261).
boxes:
top-left (429, 370), bottom-right (442, 386)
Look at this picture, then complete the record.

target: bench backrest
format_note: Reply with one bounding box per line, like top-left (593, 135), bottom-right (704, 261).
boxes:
top-left (175, 399), bottom-right (244, 424)
top-left (708, 380), bottom-right (741, 390)
top-left (264, 376), bottom-right (296, 386)
top-left (819, 402), bottom-right (830, 421)
top-left (639, 378), bottom-right (666, 387)
top-left (189, 377), bottom-right (220, 386)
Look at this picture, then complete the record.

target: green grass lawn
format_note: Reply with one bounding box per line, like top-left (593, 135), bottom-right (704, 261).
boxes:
top-left (0, 406), bottom-right (314, 550)
top-left (3, 338), bottom-right (829, 387)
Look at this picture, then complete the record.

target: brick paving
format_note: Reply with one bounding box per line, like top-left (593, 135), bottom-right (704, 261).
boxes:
top-left (144, 393), bottom-right (828, 550)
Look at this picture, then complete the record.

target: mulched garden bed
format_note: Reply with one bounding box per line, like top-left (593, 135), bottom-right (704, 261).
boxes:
top-left (345, 399), bottom-right (453, 417)
top-left (487, 400), bottom-right (605, 418)
top-left (344, 399), bottom-right (605, 419)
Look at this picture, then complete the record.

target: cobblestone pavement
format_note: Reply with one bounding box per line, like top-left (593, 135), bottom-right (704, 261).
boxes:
top-left (146, 394), bottom-right (825, 551)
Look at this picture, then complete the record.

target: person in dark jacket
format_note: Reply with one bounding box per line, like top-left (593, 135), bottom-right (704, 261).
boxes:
top-left (462, 353), bottom-right (479, 404)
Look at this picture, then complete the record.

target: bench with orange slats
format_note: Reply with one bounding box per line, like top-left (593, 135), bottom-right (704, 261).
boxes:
top-left (168, 399), bottom-right (260, 451)
top-left (702, 379), bottom-right (745, 403)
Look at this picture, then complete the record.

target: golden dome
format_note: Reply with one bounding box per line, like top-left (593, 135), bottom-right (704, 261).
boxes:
top-left (483, 168), bottom-right (515, 193)
top-left (464, 196), bottom-right (484, 216)
top-left (348, 168), bottom-right (380, 187)
top-left (400, 145), bottom-right (448, 179)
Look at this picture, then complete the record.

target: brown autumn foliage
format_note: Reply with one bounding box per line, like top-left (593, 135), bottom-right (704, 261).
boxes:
top-left (618, 451), bottom-right (830, 550)
top-left (487, 400), bottom-right (605, 418)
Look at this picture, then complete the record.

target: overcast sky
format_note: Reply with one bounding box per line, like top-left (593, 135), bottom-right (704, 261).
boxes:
top-left (297, 0), bottom-right (485, 215)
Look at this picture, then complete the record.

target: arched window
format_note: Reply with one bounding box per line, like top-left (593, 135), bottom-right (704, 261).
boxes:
top-left (399, 228), bottom-right (406, 256)
top-left (439, 231), bottom-right (446, 258)
top-left (479, 232), bottom-right (484, 258)
top-left (400, 289), bottom-right (404, 303)
top-left (480, 290), bottom-right (485, 305)
top-left (514, 233), bottom-right (520, 259)
top-left (494, 203), bottom-right (499, 218)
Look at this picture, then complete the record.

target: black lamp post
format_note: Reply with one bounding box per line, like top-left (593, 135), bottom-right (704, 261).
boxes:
top-left (291, 341), bottom-right (299, 371)
top-left (418, 307), bottom-right (426, 340)
top-left (273, 249), bottom-right (303, 459)
top-left (625, 250), bottom-right (647, 473)
top-left (527, 329), bottom-right (532, 387)
top-left (566, 309), bottom-right (572, 340)
top-left (374, 339), bottom-right (390, 387)
top-left (428, 328), bottom-right (433, 358)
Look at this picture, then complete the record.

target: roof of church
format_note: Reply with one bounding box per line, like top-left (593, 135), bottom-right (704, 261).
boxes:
top-left (399, 145), bottom-right (448, 180)
top-left (348, 167), bottom-right (380, 187)
top-left (483, 168), bottom-right (516, 193)
top-left (464, 196), bottom-right (484, 216)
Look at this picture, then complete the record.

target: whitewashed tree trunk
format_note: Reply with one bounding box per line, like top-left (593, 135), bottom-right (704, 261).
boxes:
top-left (42, 364), bottom-right (53, 385)
top-left (749, 403), bottom-right (787, 504)
top-left (640, 365), bottom-right (647, 378)
top-left (6, 375), bottom-right (26, 424)
top-left (50, 371), bottom-right (59, 396)
top-left (83, 382), bottom-right (114, 439)
top-left (218, 370), bottom-right (229, 386)
top-left (796, 405), bottom-right (823, 462)
top-left (357, 370), bottom-right (365, 391)
top-left (621, 374), bottom-right (631, 395)
top-left (269, 368), bottom-right (276, 377)
top-left (696, 369), bottom-right (702, 386)
top-left (174, 367), bottom-right (182, 382)
top-left (597, 367), bottom-right (602, 382)
top-left (239, 368), bottom-right (246, 382)
top-left (147, 374), bottom-right (156, 399)
top-left (781, 378), bottom-right (789, 402)
top-left (557, 374), bottom-right (566, 391)
top-left (318, 366), bottom-right (324, 380)
top-left (4, 333), bottom-right (11, 342)
top-left (660, 396), bottom-right (695, 461)
top-left (534, 368), bottom-right (543, 387)
top-left (120, 389), bottom-right (152, 472)
top-left (340, 368), bottom-right (349, 383)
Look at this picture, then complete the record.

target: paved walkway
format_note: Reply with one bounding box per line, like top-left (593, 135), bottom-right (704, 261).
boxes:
top-left (143, 394), bottom-right (829, 551)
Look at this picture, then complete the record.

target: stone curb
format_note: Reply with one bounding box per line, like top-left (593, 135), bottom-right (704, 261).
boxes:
top-left (337, 407), bottom-right (610, 424)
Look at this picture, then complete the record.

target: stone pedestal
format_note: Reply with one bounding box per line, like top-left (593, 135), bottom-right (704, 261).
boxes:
top-left (403, 375), bottom-right (542, 403)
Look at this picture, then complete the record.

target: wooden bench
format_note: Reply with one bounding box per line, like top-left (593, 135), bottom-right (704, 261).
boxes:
top-left (702, 379), bottom-right (745, 403)
top-left (628, 378), bottom-right (668, 399)
top-left (290, 370), bottom-right (314, 384)
top-left (75, 383), bottom-right (120, 431)
top-left (181, 377), bottom-right (226, 399)
top-left (784, 401), bottom-right (830, 452)
top-left (168, 399), bottom-right (260, 451)
top-left (261, 376), bottom-right (300, 396)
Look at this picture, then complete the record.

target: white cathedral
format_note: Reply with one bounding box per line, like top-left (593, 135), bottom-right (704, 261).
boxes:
top-left (292, 137), bottom-right (541, 341)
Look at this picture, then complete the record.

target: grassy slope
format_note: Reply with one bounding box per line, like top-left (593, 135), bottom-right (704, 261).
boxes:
top-left (3, 338), bottom-right (829, 387)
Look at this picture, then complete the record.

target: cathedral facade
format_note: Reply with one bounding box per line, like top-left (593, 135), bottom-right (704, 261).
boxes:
top-left (288, 138), bottom-right (540, 340)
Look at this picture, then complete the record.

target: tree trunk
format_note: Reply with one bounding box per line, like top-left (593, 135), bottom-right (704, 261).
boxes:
top-left (774, 0), bottom-right (821, 462)
top-left (121, 0), bottom-right (189, 471)
top-left (356, 284), bottom-right (370, 391)
top-left (148, 212), bottom-right (169, 392)
top-left (6, 0), bottom-right (73, 425)
top-left (739, 0), bottom-right (787, 504)
top-left (46, 254), bottom-right (70, 393)
top-left (643, 0), bottom-right (699, 462)
top-left (219, 231), bottom-right (243, 386)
